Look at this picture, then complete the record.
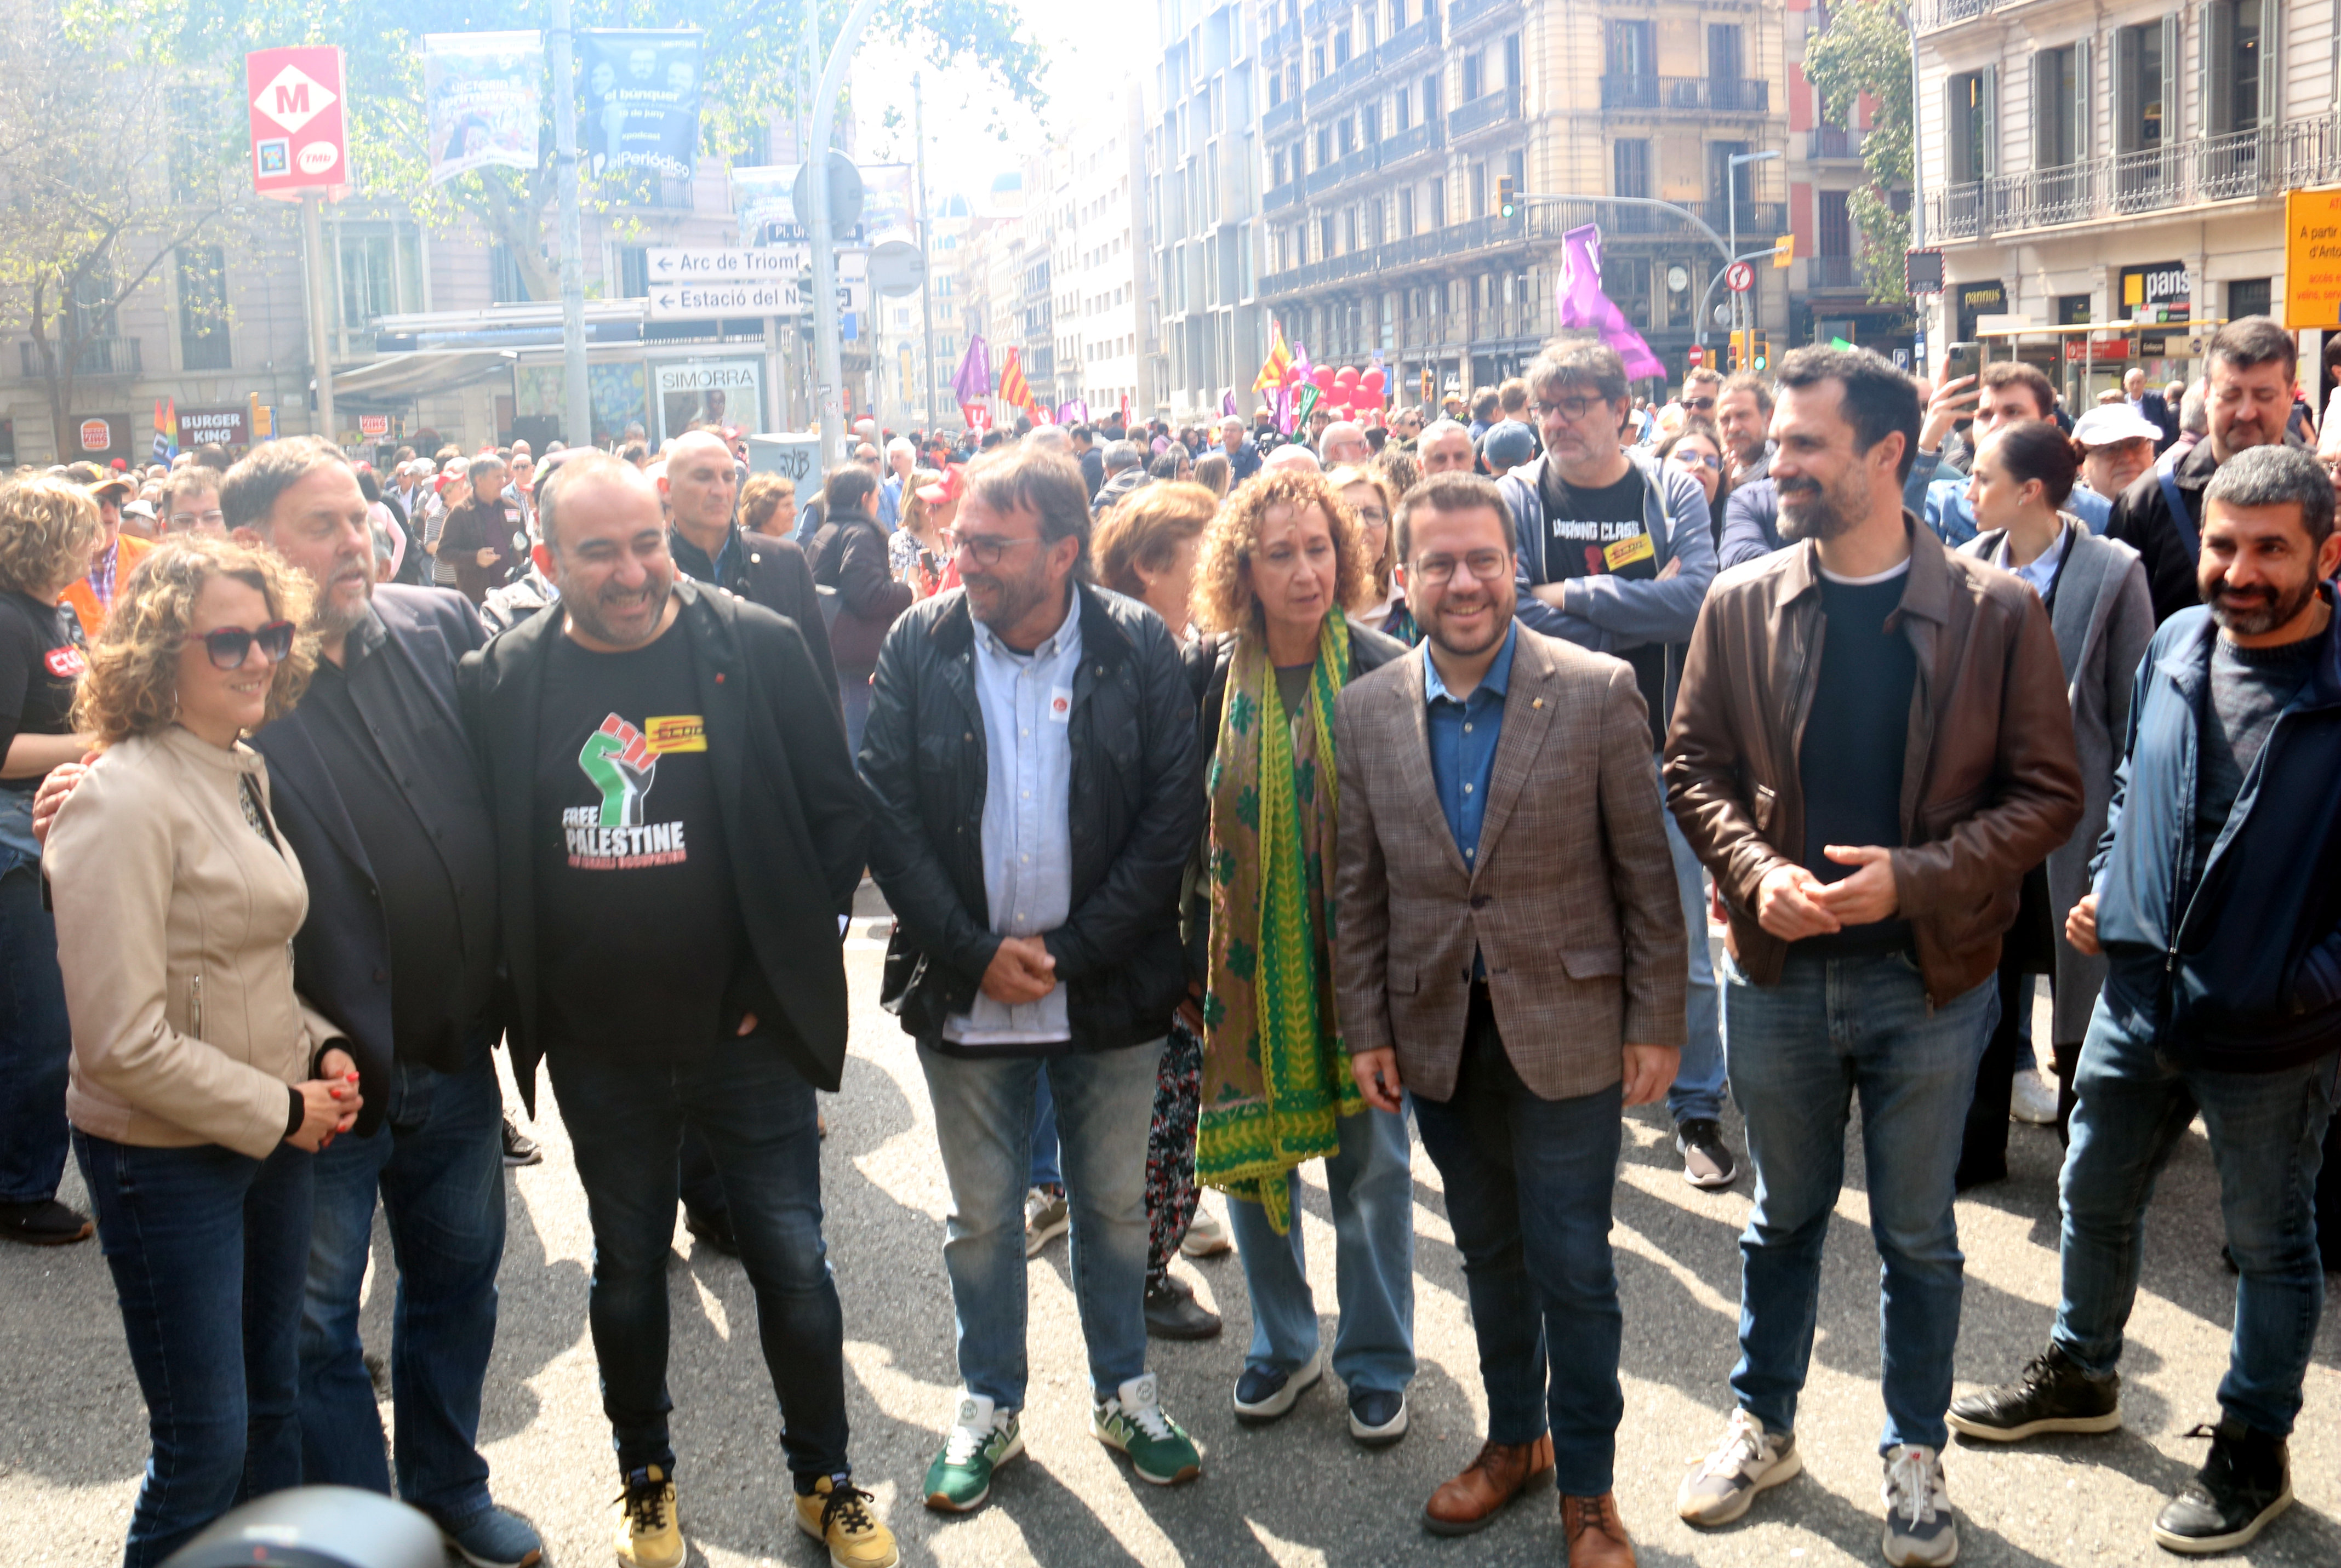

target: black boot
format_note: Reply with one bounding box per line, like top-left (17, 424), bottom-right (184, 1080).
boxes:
top-left (2151, 1420), bottom-right (2291, 1554)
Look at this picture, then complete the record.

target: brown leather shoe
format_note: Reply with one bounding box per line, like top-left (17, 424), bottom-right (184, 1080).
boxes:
top-left (1562, 1491), bottom-right (1636, 1568)
top-left (1421, 1434), bottom-right (1554, 1536)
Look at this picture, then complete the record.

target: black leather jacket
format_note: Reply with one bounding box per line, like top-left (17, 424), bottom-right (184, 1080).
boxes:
top-left (861, 583), bottom-right (1203, 1049)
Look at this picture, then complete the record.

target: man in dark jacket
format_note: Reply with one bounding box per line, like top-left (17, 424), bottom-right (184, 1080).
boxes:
top-left (1665, 348), bottom-right (2081, 1563)
top-left (1217, 414), bottom-right (1263, 483)
top-left (457, 453), bottom-right (892, 1568)
top-left (859, 444), bottom-right (1206, 1512)
top-left (1947, 445), bottom-right (2341, 1554)
top-left (2109, 316), bottom-right (2306, 625)
top-left (808, 461), bottom-right (911, 754)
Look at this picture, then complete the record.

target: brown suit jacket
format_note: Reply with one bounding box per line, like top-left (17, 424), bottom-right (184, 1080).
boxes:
top-left (1332, 625), bottom-right (1688, 1103)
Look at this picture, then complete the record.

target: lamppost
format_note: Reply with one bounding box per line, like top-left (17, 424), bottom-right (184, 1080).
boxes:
top-left (1727, 148), bottom-right (1783, 344)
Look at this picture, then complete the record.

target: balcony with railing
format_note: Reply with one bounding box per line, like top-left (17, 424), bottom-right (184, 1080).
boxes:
top-left (1809, 125), bottom-right (1866, 160)
top-left (1263, 94), bottom-right (1300, 137)
top-left (1926, 115), bottom-right (2341, 242)
top-left (1601, 75), bottom-right (1771, 113)
top-left (1377, 118), bottom-right (1442, 166)
top-left (1914, 0), bottom-right (1999, 32)
top-left (1303, 49), bottom-right (1379, 113)
top-left (1378, 13), bottom-right (1440, 70)
top-left (1447, 83), bottom-right (1521, 140)
top-left (1447, 0), bottom-right (1521, 39)
top-left (1258, 21), bottom-right (1299, 59)
top-left (20, 336), bottom-right (142, 377)
top-left (1306, 142), bottom-right (1380, 194)
top-left (1805, 254), bottom-right (1863, 289)
top-left (1265, 175), bottom-right (1303, 213)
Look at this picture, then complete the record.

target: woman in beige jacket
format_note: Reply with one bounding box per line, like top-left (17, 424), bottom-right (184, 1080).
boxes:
top-left (43, 534), bottom-right (361, 1568)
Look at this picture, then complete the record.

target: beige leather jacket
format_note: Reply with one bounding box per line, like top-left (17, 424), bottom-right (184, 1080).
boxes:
top-left (46, 725), bottom-right (342, 1159)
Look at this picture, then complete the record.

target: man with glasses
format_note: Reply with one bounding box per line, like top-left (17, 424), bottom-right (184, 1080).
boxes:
top-left (1335, 471), bottom-right (1685, 1563)
top-left (164, 466), bottom-right (228, 535)
top-left (1500, 341), bottom-right (1731, 1192)
top-left (859, 444), bottom-right (1207, 1512)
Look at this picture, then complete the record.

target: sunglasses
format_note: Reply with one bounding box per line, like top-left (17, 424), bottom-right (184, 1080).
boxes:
top-left (187, 620), bottom-right (295, 671)
top-left (1682, 396), bottom-right (1717, 411)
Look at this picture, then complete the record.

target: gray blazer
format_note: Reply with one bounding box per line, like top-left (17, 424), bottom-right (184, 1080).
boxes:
top-left (1331, 626), bottom-right (1687, 1102)
top-left (1960, 520), bottom-right (2155, 1043)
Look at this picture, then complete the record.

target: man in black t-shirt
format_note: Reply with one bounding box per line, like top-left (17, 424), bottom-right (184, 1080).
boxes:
top-left (1496, 341), bottom-right (1733, 1193)
top-left (459, 453), bottom-right (891, 1568)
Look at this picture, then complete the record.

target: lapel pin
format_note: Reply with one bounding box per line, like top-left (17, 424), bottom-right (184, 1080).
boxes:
top-left (1531, 697), bottom-right (1543, 709)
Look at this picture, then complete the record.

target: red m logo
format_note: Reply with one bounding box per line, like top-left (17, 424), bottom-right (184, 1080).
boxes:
top-left (273, 83), bottom-right (309, 115)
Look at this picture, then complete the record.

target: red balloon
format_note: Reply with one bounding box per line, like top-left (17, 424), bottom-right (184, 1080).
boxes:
top-left (1333, 365), bottom-right (1360, 387)
top-left (1283, 364), bottom-right (1307, 388)
top-left (1311, 365), bottom-right (1336, 392)
top-left (1362, 369), bottom-right (1386, 393)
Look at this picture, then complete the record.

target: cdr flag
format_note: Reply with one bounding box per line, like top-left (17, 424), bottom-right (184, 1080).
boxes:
top-left (247, 45), bottom-right (349, 198)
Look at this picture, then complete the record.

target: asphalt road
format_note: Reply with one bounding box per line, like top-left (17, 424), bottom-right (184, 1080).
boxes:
top-left (4, 905), bottom-right (2336, 1567)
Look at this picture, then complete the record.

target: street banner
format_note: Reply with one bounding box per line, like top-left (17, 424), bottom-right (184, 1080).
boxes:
top-left (962, 401), bottom-right (992, 433)
top-left (424, 32), bottom-right (543, 184)
top-left (580, 29), bottom-right (702, 180)
top-left (732, 164), bottom-right (797, 242)
top-left (245, 45), bottom-right (347, 198)
top-left (150, 399), bottom-right (178, 465)
top-left (1555, 225), bottom-right (1665, 381)
top-left (858, 164), bottom-right (916, 246)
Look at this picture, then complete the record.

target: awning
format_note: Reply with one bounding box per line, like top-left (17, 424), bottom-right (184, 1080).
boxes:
top-left (330, 350), bottom-right (518, 402)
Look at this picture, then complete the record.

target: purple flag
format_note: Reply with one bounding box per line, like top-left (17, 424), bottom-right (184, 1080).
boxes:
top-left (1057, 397), bottom-right (1090, 426)
top-left (951, 335), bottom-right (992, 408)
top-left (1555, 225), bottom-right (1665, 382)
top-left (1221, 390), bottom-right (1238, 417)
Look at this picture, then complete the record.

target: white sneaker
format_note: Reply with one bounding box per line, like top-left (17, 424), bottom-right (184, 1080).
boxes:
top-left (1023, 1187), bottom-right (1068, 1257)
top-left (1677, 1407), bottom-right (1801, 1527)
top-left (2011, 1067), bottom-right (2059, 1125)
top-left (1882, 1444), bottom-right (1960, 1566)
top-left (1180, 1209), bottom-right (1231, 1257)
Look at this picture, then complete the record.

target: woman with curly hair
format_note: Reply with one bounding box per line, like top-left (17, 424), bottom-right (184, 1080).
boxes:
top-left (43, 534), bottom-right (363, 1567)
top-left (1186, 467), bottom-right (1417, 1444)
top-left (0, 474), bottom-right (101, 1245)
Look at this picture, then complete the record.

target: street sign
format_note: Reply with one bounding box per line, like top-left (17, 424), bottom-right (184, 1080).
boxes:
top-left (1725, 261), bottom-right (1755, 293)
top-left (1906, 249), bottom-right (1945, 294)
top-left (357, 414), bottom-right (391, 437)
top-left (647, 278), bottom-right (802, 319)
top-left (1772, 234), bottom-right (1795, 269)
top-left (78, 418), bottom-right (112, 454)
top-left (2284, 188), bottom-right (2341, 327)
top-left (1686, 346), bottom-right (1704, 368)
top-left (869, 239), bottom-right (925, 296)
top-left (791, 152), bottom-right (865, 235)
top-left (643, 248), bottom-right (868, 320)
top-left (246, 46), bottom-right (347, 198)
top-left (647, 247), bottom-right (800, 285)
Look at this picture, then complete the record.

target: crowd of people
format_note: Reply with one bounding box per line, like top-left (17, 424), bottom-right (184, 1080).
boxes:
top-left (1, 319), bottom-right (2337, 1568)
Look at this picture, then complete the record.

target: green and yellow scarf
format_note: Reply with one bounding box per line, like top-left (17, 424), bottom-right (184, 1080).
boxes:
top-left (1196, 613), bottom-right (1361, 1233)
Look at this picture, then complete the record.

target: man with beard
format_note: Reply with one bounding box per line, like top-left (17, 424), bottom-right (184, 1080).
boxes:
top-left (1333, 472), bottom-right (1685, 1563)
top-left (1664, 347), bottom-right (2080, 1566)
top-left (2109, 317), bottom-right (2306, 625)
top-left (458, 454), bottom-right (892, 1568)
top-left (1715, 372), bottom-right (1773, 485)
top-left (1945, 444), bottom-right (2341, 1555)
top-left (858, 445), bottom-right (1206, 1511)
top-left (31, 437), bottom-right (541, 1565)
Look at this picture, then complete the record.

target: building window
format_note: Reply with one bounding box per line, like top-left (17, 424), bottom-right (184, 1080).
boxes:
top-left (1394, 83), bottom-right (1411, 133)
top-left (1463, 50), bottom-right (1483, 101)
top-left (490, 243), bottom-right (532, 304)
top-left (1398, 186), bottom-right (1415, 237)
top-left (2114, 20), bottom-right (2174, 154)
top-left (2208, 0), bottom-right (2266, 135)
top-left (2034, 45), bottom-right (2085, 168)
top-left (1818, 190), bottom-right (1851, 257)
top-left (2228, 277), bottom-right (2272, 318)
top-left (1430, 175), bottom-right (1445, 227)
top-left (1708, 24), bottom-right (1744, 89)
top-left (1606, 20), bottom-right (1654, 84)
top-left (1613, 138), bottom-right (1649, 199)
top-left (1504, 32), bottom-right (1521, 90)
top-left (178, 245), bottom-right (230, 371)
top-left (1470, 161), bottom-right (1487, 215)
top-left (338, 233), bottom-right (398, 328)
top-left (1945, 71), bottom-right (1995, 184)
top-left (619, 246), bottom-right (650, 298)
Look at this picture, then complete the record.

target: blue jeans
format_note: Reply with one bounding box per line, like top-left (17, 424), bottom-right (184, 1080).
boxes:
top-left (918, 1039), bottom-right (1160, 1409)
top-left (2054, 998), bottom-right (2340, 1435)
top-left (549, 1037), bottom-right (849, 1480)
top-left (840, 675), bottom-right (873, 760)
top-left (300, 1052), bottom-right (506, 1524)
top-left (1411, 989), bottom-right (1625, 1493)
top-left (0, 856), bottom-right (72, 1205)
top-left (75, 1132), bottom-right (314, 1568)
top-left (1225, 1103), bottom-right (1416, 1395)
top-left (1722, 948), bottom-right (1995, 1452)
top-left (1029, 1074), bottom-right (1064, 1189)
top-left (1661, 798), bottom-right (1726, 1125)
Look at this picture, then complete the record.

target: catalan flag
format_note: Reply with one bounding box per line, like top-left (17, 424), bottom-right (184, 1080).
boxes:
top-left (1252, 319), bottom-right (1294, 393)
top-left (998, 346), bottom-right (1040, 417)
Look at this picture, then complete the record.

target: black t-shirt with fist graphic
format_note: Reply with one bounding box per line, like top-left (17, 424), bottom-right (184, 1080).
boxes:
top-left (0, 588), bottom-right (85, 798)
top-left (533, 621), bottom-right (740, 1052)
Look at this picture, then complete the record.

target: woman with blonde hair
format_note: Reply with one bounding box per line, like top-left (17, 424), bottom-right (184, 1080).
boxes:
top-left (1327, 464), bottom-right (1412, 640)
top-left (889, 467), bottom-right (957, 599)
top-left (1186, 468), bottom-right (1416, 1442)
top-left (0, 474), bottom-right (101, 1245)
top-left (45, 535), bottom-right (363, 1566)
top-left (1193, 450), bottom-right (1231, 498)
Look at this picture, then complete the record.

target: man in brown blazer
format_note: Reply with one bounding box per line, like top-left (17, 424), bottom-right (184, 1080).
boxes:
top-left (1333, 471), bottom-right (1687, 1568)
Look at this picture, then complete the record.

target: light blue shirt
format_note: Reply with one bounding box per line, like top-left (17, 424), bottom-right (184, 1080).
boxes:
top-left (1423, 623), bottom-right (1516, 868)
top-left (1915, 462), bottom-right (2110, 546)
top-left (1992, 530), bottom-right (2068, 603)
top-left (942, 600), bottom-right (1084, 1045)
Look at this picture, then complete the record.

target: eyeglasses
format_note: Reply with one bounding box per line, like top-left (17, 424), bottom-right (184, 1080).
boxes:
top-left (168, 508), bottom-right (226, 530)
top-left (1671, 450), bottom-right (1721, 471)
top-left (1411, 549), bottom-right (1510, 586)
top-left (186, 620), bottom-right (295, 671)
top-left (1682, 396), bottom-right (1717, 411)
top-left (955, 533), bottom-right (1042, 568)
top-left (1534, 394), bottom-right (1610, 424)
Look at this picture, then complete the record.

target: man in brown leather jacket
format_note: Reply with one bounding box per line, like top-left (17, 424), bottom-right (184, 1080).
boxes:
top-left (1662, 347), bottom-right (2082, 1568)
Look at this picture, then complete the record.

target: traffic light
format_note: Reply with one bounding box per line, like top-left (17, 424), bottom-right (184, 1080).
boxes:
top-left (1753, 332), bottom-right (1771, 372)
top-left (1728, 330), bottom-right (1747, 371)
top-left (1497, 176), bottom-right (1516, 220)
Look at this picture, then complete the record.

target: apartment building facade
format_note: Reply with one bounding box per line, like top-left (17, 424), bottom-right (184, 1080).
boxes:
top-left (1916, 0), bottom-right (2338, 402)
top-left (1252, 0), bottom-right (1791, 408)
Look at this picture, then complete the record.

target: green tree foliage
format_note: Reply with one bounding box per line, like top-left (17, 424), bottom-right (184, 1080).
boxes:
top-left (81, 0), bottom-right (1043, 301)
top-left (1803, 1), bottom-right (1914, 308)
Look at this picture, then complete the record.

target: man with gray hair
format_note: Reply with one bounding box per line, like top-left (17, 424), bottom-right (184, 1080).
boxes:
top-left (1092, 438), bottom-right (1148, 516)
top-left (1218, 414), bottom-right (1261, 484)
top-left (1318, 419), bottom-right (1371, 467)
top-left (1415, 419), bottom-right (1477, 475)
top-left (1948, 442), bottom-right (2341, 1554)
top-left (1025, 424), bottom-right (1075, 456)
top-left (879, 434), bottom-right (918, 527)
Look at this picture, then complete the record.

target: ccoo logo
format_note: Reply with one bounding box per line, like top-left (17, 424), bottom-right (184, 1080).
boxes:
top-left (296, 141), bottom-right (339, 176)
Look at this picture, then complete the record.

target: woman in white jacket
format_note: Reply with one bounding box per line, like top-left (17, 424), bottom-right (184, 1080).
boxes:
top-left (44, 534), bottom-right (361, 1568)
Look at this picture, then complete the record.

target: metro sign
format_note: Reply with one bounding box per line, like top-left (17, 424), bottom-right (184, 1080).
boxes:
top-left (246, 46), bottom-right (347, 198)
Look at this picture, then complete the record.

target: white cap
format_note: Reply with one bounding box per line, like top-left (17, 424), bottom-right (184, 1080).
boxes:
top-left (2069, 403), bottom-right (2163, 448)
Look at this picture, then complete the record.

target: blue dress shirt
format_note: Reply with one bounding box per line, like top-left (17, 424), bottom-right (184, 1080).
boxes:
top-left (1424, 622), bottom-right (1517, 868)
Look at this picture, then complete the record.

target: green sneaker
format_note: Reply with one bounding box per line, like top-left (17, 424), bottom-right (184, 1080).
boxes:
top-left (923, 1393), bottom-right (1023, 1513)
top-left (1092, 1374), bottom-right (1202, 1486)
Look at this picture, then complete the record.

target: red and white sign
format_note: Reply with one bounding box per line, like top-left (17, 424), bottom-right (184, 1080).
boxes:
top-left (43, 646), bottom-right (85, 680)
top-left (1686, 346), bottom-right (1705, 368)
top-left (961, 401), bottom-right (992, 433)
top-left (246, 46), bottom-right (348, 199)
top-left (78, 418), bottom-right (112, 453)
top-left (357, 414), bottom-right (390, 437)
top-left (2064, 337), bottom-right (2132, 362)
top-left (1725, 261), bottom-right (1755, 294)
